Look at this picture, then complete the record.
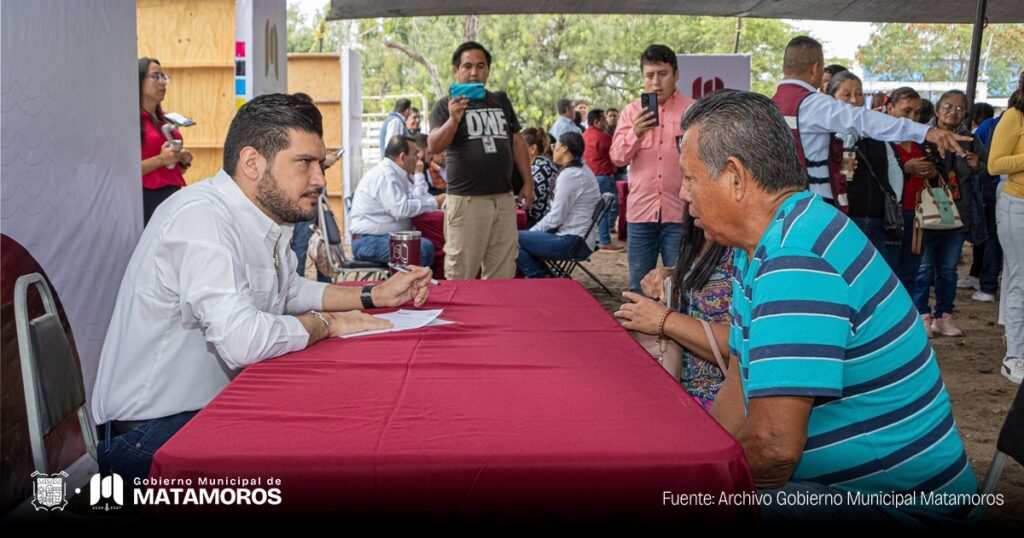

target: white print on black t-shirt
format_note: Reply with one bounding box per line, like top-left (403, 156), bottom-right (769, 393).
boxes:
top-left (465, 108), bottom-right (508, 139)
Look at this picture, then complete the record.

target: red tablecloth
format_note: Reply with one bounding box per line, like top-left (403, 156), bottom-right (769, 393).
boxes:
top-left (149, 280), bottom-right (755, 521)
top-left (617, 180), bottom-right (629, 241)
top-left (412, 209), bottom-right (528, 279)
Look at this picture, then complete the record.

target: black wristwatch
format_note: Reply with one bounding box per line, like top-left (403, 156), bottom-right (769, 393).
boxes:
top-left (360, 284), bottom-right (376, 309)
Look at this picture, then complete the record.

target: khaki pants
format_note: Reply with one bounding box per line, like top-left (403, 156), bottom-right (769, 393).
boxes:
top-left (444, 192), bottom-right (519, 279)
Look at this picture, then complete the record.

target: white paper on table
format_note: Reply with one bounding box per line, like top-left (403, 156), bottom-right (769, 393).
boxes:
top-left (341, 309), bottom-right (443, 338)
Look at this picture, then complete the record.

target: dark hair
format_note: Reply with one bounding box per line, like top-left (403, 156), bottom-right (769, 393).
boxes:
top-left (681, 90), bottom-right (805, 193)
top-left (394, 98), bottom-right (412, 113)
top-left (606, 107), bottom-right (619, 114)
top-left (671, 213), bottom-right (730, 306)
top-left (971, 102), bottom-right (995, 126)
top-left (223, 93), bottom-right (323, 175)
top-left (414, 133), bottom-right (429, 149)
top-left (870, 91), bottom-right (887, 110)
top-left (918, 98), bottom-right (935, 125)
top-left (557, 131), bottom-right (585, 167)
top-left (521, 127), bottom-right (548, 156)
top-left (384, 134), bottom-right (416, 159)
top-left (824, 64), bottom-right (848, 76)
top-left (826, 70), bottom-right (862, 97)
top-left (410, 106), bottom-right (420, 115)
top-left (640, 44), bottom-right (678, 72)
top-left (1012, 72), bottom-right (1024, 114)
top-left (556, 98), bottom-right (573, 115)
top-left (886, 87), bottom-right (921, 109)
top-left (783, 36), bottom-right (823, 74)
top-left (292, 92), bottom-right (314, 103)
top-left (587, 109), bottom-right (605, 126)
top-left (138, 57), bottom-right (165, 143)
top-left (451, 41), bottom-right (491, 67)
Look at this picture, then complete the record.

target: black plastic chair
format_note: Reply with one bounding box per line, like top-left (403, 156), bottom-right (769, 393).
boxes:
top-left (540, 192), bottom-right (616, 297)
top-left (982, 382), bottom-right (1024, 494)
top-left (316, 193), bottom-right (389, 281)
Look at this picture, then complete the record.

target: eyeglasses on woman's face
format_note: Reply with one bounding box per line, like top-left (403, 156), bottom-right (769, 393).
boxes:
top-left (148, 72), bottom-right (170, 84)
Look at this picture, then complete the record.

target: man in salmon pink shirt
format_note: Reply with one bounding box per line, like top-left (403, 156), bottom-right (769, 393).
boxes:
top-left (610, 44), bottom-right (695, 292)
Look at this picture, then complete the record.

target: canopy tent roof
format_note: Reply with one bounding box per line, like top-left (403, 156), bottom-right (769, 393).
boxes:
top-left (327, 0), bottom-right (1022, 24)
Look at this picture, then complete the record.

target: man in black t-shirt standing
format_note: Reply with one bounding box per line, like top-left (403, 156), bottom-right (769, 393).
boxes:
top-left (428, 41), bottom-right (534, 280)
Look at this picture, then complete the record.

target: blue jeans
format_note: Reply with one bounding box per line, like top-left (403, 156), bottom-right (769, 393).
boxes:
top-left (595, 174), bottom-right (618, 245)
top-left (290, 219), bottom-right (330, 283)
top-left (352, 234), bottom-right (435, 268)
top-left (850, 216), bottom-right (900, 272)
top-left (97, 410), bottom-right (199, 483)
top-left (516, 231), bottom-right (588, 278)
top-left (914, 229), bottom-right (968, 317)
top-left (626, 221), bottom-right (683, 293)
top-left (895, 211), bottom-right (922, 299)
top-left (970, 180), bottom-right (1002, 294)
top-left (758, 481), bottom-right (896, 527)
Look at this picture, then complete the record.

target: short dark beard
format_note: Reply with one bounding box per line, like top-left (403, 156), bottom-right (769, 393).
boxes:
top-left (254, 167), bottom-right (320, 223)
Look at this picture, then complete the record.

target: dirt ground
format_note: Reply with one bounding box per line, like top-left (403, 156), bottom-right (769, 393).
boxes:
top-left (570, 242), bottom-right (1023, 527)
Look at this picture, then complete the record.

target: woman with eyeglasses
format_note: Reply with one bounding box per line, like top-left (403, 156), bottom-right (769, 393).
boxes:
top-left (913, 89), bottom-right (989, 338)
top-left (139, 57), bottom-right (191, 225)
top-left (989, 73), bottom-right (1024, 383)
top-left (515, 132), bottom-right (600, 278)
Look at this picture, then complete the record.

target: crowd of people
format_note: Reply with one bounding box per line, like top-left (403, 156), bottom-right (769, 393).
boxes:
top-left (113, 34), bottom-right (1024, 526)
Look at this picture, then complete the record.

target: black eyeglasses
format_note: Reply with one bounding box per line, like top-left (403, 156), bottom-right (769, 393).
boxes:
top-left (675, 134), bottom-right (684, 152)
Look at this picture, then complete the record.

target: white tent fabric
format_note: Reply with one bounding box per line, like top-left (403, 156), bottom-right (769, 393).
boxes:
top-left (327, 0), bottom-right (1022, 23)
top-left (1, 0), bottom-right (141, 405)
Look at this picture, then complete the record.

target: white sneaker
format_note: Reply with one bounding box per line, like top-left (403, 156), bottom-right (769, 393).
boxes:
top-left (957, 276), bottom-right (980, 290)
top-left (972, 290), bottom-right (996, 302)
top-left (1003, 357), bottom-right (1024, 384)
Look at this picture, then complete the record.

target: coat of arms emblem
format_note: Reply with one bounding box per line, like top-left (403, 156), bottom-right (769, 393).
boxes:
top-left (31, 471), bottom-right (69, 511)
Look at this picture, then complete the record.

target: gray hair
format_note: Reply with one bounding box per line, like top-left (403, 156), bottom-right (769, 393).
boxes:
top-left (680, 90), bottom-right (805, 193)
top-left (827, 70), bottom-right (862, 97)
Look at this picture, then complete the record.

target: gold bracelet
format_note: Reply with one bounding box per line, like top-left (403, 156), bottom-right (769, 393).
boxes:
top-left (657, 308), bottom-right (673, 341)
top-left (308, 310), bottom-right (331, 332)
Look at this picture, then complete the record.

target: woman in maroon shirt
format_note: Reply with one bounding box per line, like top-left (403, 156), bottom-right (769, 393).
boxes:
top-left (139, 57), bottom-right (191, 225)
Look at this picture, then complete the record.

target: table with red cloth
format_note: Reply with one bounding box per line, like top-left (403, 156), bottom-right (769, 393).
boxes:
top-left (412, 209), bottom-right (528, 279)
top-left (149, 280), bottom-right (756, 521)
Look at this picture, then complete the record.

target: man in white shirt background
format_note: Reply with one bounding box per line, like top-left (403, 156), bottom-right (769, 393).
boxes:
top-left (549, 98), bottom-right (581, 142)
top-left (91, 94), bottom-right (433, 482)
top-left (350, 135), bottom-right (446, 267)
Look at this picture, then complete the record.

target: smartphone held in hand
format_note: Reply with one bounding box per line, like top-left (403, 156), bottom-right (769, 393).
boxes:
top-left (641, 92), bottom-right (659, 127)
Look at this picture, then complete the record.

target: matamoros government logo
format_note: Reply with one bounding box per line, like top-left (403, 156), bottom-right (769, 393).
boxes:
top-left (89, 472), bottom-right (125, 511)
top-left (30, 471), bottom-right (69, 511)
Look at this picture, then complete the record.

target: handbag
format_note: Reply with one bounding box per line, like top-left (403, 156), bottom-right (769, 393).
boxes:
top-left (912, 175), bottom-right (962, 254)
top-left (633, 331), bottom-right (683, 380)
top-left (854, 145), bottom-right (903, 243)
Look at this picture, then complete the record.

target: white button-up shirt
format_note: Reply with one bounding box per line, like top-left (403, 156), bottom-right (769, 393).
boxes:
top-left (91, 170), bottom-right (329, 423)
top-left (531, 164), bottom-right (601, 251)
top-left (782, 79), bottom-right (930, 199)
top-left (348, 158), bottom-right (439, 236)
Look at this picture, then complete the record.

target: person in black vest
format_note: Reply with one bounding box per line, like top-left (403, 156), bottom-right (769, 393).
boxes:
top-left (771, 36), bottom-right (972, 213)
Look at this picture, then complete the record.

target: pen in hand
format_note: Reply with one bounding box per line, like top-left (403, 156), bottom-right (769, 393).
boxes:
top-left (389, 263), bottom-right (440, 286)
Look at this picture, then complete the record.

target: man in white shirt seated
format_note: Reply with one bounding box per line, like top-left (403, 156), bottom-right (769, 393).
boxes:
top-left (90, 94), bottom-right (434, 482)
top-left (516, 131), bottom-right (601, 278)
top-left (350, 135), bottom-right (446, 268)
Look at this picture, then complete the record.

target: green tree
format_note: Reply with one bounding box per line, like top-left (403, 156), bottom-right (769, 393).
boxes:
top-left (344, 14), bottom-right (805, 128)
top-left (857, 23), bottom-right (1024, 96)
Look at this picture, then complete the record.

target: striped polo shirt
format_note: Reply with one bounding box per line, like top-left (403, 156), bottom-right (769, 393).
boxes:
top-left (729, 191), bottom-right (980, 524)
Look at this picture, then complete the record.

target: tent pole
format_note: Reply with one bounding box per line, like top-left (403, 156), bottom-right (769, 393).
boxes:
top-left (965, 0), bottom-right (987, 108)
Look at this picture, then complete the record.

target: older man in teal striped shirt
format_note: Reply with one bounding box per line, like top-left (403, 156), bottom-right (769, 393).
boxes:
top-left (677, 90), bottom-right (980, 526)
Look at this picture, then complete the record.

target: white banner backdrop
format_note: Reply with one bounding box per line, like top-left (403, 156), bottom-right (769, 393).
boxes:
top-left (675, 54), bottom-right (752, 100)
top-left (1, 1), bottom-right (140, 403)
top-left (235, 0), bottom-right (288, 106)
